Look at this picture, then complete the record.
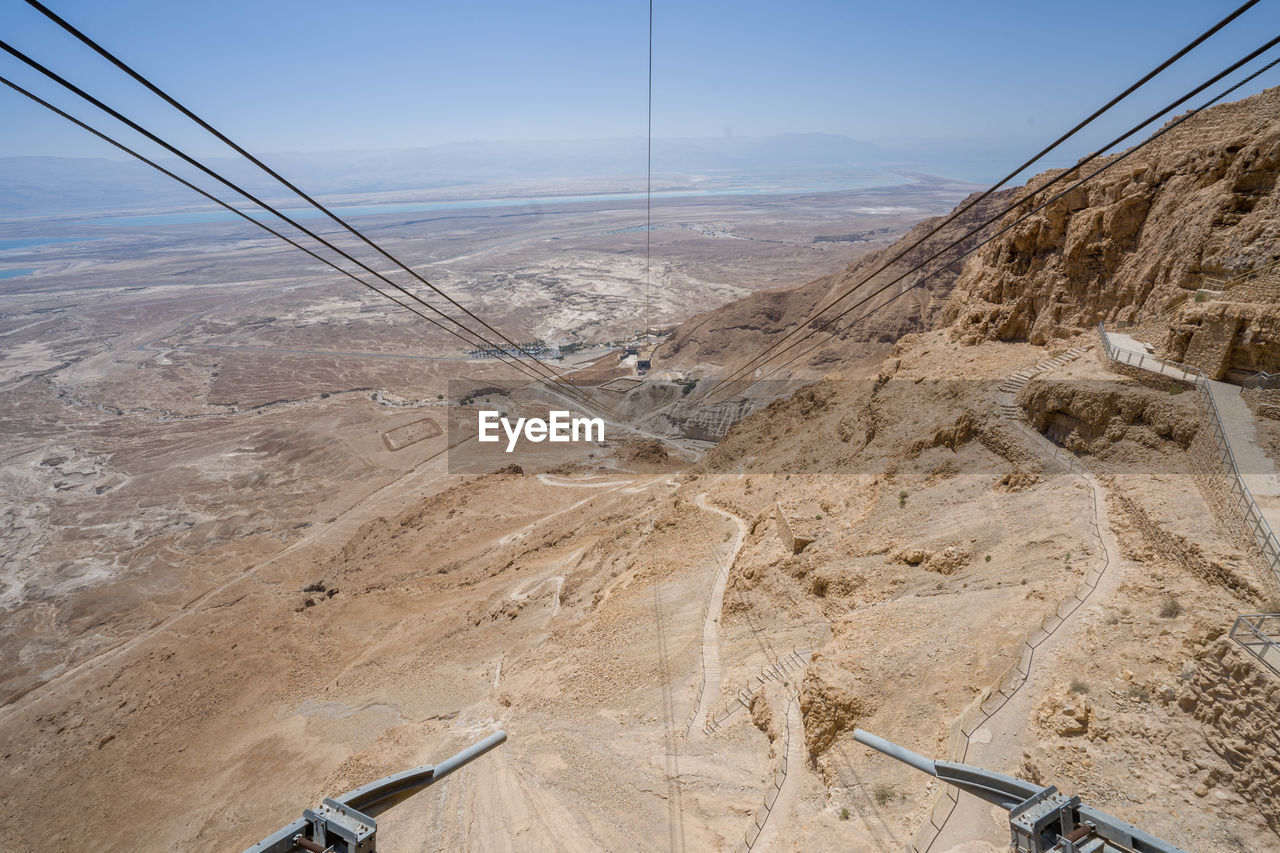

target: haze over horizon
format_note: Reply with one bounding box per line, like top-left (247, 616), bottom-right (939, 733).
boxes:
top-left (1, 0), bottom-right (1277, 185)
top-left (0, 132), bottom-right (999, 217)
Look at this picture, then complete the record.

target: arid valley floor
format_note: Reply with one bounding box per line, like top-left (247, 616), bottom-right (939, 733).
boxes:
top-left (2, 101), bottom-right (1280, 853)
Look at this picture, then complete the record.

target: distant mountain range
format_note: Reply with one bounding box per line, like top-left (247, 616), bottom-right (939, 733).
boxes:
top-left (0, 133), bottom-right (1051, 218)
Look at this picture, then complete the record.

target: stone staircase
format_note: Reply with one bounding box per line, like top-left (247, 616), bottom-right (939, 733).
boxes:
top-left (996, 346), bottom-right (1090, 420)
top-left (704, 647), bottom-right (811, 735)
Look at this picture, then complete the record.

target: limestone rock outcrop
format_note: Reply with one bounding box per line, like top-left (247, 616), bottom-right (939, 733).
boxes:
top-left (667, 87), bottom-right (1280, 370)
top-left (1018, 379), bottom-right (1200, 456)
top-left (798, 660), bottom-right (871, 759)
top-left (1161, 291), bottom-right (1280, 380)
top-left (665, 187), bottom-right (1016, 372)
top-left (1177, 638), bottom-right (1280, 834)
top-left (944, 87), bottom-right (1280, 345)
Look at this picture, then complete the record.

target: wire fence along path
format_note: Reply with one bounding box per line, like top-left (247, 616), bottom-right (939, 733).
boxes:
top-left (1242, 370), bottom-right (1280, 392)
top-left (911, 351), bottom-right (1112, 852)
top-left (735, 691), bottom-right (801, 853)
top-left (703, 648), bottom-right (812, 736)
top-left (682, 535), bottom-right (733, 739)
top-left (1230, 614), bottom-right (1280, 677)
top-left (1098, 323), bottom-right (1280, 681)
top-left (683, 493), bottom-right (740, 739)
top-left (1097, 323), bottom-right (1280, 585)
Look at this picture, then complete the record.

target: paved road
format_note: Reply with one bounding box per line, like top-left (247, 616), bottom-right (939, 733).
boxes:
top-left (1107, 331), bottom-right (1197, 381)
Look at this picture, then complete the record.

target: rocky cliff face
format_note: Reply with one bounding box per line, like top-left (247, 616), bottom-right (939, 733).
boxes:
top-left (667, 87), bottom-right (1280, 375)
top-left (1161, 271), bottom-right (1280, 379)
top-left (664, 188), bottom-right (1015, 375)
top-left (945, 86), bottom-right (1280, 345)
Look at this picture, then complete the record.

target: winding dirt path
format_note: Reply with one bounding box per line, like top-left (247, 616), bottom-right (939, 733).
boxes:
top-left (686, 491), bottom-right (747, 739)
top-left (498, 476), bottom-right (637, 545)
top-left (684, 488), bottom-right (815, 850)
top-left (932, 349), bottom-right (1130, 848)
top-left (752, 693), bottom-right (807, 853)
top-left (935, 474), bottom-right (1127, 846)
top-left (510, 574), bottom-right (567, 619)
top-left (534, 473), bottom-right (618, 488)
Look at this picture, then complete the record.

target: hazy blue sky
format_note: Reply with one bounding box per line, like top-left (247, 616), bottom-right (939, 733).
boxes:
top-left (1, 0), bottom-right (1278, 163)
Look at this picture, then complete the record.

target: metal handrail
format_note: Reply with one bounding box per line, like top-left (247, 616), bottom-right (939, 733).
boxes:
top-left (1097, 323), bottom-right (1280, 587)
top-left (1243, 370), bottom-right (1280, 392)
top-left (737, 691), bottom-right (798, 852)
top-left (1208, 257), bottom-right (1280, 292)
top-left (857, 729), bottom-right (1190, 853)
top-left (1231, 615), bottom-right (1270, 644)
top-left (911, 416), bottom-right (1110, 852)
top-left (1233, 613), bottom-right (1280, 634)
top-left (1229, 614), bottom-right (1280, 677)
top-left (705, 647), bottom-right (811, 734)
top-left (1095, 322), bottom-right (1200, 380)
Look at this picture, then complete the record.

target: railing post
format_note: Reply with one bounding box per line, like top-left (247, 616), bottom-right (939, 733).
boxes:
top-left (1097, 323), bottom-right (1280, 589)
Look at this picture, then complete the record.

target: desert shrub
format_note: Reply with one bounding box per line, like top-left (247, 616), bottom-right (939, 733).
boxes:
top-left (873, 783), bottom-right (895, 806)
top-left (1127, 683), bottom-right (1151, 703)
top-left (1159, 596), bottom-right (1184, 618)
top-left (1069, 678), bottom-right (1089, 694)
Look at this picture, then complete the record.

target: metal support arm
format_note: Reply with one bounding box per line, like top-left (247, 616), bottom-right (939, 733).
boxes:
top-left (853, 728), bottom-right (1186, 853)
top-left (244, 730), bottom-right (507, 853)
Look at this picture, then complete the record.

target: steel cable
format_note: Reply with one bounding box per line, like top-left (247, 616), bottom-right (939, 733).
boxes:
top-left (712, 37), bottom-right (1280, 398)
top-left (746, 49), bottom-right (1280, 390)
top-left (0, 74), bottom-right (607, 401)
top-left (21, 0), bottom-right (588, 397)
top-left (0, 40), bottom-right (618, 417)
top-left (701, 0), bottom-right (1266, 397)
